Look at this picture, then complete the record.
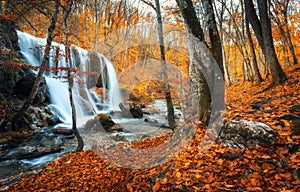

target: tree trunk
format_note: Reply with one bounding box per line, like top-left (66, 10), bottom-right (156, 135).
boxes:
top-left (257, 0), bottom-right (286, 83)
top-left (283, 16), bottom-right (298, 65)
top-left (63, 0), bottom-right (84, 152)
top-left (176, 0), bottom-right (224, 128)
top-left (12, 0), bottom-right (60, 131)
top-left (246, 17), bottom-right (263, 83)
top-left (244, 0), bottom-right (287, 84)
top-left (175, 0), bottom-right (210, 125)
top-left (201, 0), bottom-right (224, 75)
top-left (155, 0), bottom-right (176, 129)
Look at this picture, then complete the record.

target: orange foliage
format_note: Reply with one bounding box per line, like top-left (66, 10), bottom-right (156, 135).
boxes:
top-left (6, 64), bottom-right (300, 192)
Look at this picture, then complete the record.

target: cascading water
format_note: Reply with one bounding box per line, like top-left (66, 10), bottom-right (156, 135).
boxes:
top-left (17, 31), bottom-right (122, 126)
top-left (97, 53), bottom-right (122, 111)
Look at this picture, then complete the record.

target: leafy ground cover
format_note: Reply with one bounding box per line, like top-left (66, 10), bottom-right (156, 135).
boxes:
top-left (5, 64), bottom-right (300, 191)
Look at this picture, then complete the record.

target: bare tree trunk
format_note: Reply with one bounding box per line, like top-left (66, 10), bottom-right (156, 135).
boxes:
top-left (63, 0), bottom-right (84, 152)
top-left (246, 17), bottom-right (263, 83)
top-left (201, 0), bottom-right (224, 75)
top-left (155, 0), bottom-right (176, 129)
top-left (244, 0), bottom-right (287, 84)
top-left (285, 23), bottom-right (298, 65)
top-left (175, 0), bottom-right (211, 125)
top-left (271, 2), bottom-right (298, 66)
top-left (93, 0), bottom-right (99, 51)
top-left (12, 0), bottom-right (60, 131)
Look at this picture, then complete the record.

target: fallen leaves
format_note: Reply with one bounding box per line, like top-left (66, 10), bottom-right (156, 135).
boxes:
top-left (6, 64), bottom-right (300, 191)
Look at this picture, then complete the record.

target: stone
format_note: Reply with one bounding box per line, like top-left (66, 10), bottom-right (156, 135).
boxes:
top-left (130, 105), bottom-right (143, 118)
top-left (217, 120), bottom-right (278, 149)
top-left (47, 115), bottom-right (61, 126)
top-left (119, 103), bottom-right (143, 118)
top-left (53, 128), bottom-right (73, 136)
top-left (0, 18), bottom-right (25, 94)
top-left (84, 113), bottom-right (117, 132)
top-left (3, 135), bottom-right (63, 160)
top-left (14, 73), bottom-right (49, 104)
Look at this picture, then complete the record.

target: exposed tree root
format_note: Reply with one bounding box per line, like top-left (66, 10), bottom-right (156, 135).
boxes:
top-left (255, 81), bottom-right (276, 94)
top-left (255, 77), bottom-right (287, 95)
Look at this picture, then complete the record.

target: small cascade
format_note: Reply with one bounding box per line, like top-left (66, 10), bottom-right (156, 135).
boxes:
top-left (98, 53), bottom-right (122, 111)
top-left (17, 31), bottom-right (122, 126)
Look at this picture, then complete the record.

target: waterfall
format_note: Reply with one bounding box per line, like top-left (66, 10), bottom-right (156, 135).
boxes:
top-left (97, 53), bottom-right (122, 111)
top-left (17, 31), bottom-right (122, 126)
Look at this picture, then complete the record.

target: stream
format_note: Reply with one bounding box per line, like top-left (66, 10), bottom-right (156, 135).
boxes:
top-left (0, 99), bottom-right (183, 190)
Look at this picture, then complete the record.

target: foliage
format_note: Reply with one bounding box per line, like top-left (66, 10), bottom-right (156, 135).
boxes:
top-left (6, 64), bottom-right (300, 191)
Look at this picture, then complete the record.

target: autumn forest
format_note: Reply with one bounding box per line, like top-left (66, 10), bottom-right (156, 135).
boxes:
top-left (0, 0), bottom-right (300, 191)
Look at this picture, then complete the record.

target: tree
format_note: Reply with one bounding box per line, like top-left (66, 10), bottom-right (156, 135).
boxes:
top-left (175, 0), bottom-right (224, 127)
top-left (245, 16), bottom-right (263, 83)
top-left (271, 0), bottom-right (298, 66)
top-left (62, 0), bottom-right (84, 152)
top-left (141, 0), bottom-right (176, 130)
top-left (12, 0), bottom-right (60, 131)
top-left (201, 0), bottom-right (223, 75)
top-left (244, 0), bottom-right (287, 85)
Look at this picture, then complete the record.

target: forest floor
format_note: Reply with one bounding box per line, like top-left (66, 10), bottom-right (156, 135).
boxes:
top-left (5, 64), bottom-right (300, 191)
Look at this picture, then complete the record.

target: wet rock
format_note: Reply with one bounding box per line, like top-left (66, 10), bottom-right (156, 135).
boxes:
top-left (119, 103), bottom-right (131, 118)
top-left (130, 105), bottom-right (143, 118)
top-left (119, 103), bottom-right (143, 118)
top-left (217, 120), bottom-right (278, 149)
top-left (3, 135), bottom-right (63, 160)
top-left (0, 66), bottom-right (25, 94)
top-left (18, 106), bottom-right (61, 130)
top-left (144, 118), bottom-right (159, 124)
top-left (84, 113), bottom-right (117, 132)
top-left (53, 128), bottom-right (73, 136)
top-left (0, 160), bottom-right (29, 179)
top-left (47, 115), bottom-right (61, 126)
top-left (14, 73), bottom-right (49, 104)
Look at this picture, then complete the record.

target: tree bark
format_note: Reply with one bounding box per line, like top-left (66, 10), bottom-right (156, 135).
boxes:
top-left (154, 0), bottom-right (176, 129)
top-left (63, 0), bottom-right (84, 152)
top-left (12, 0), bottom-right (60, 131)
top-left (176, 0), bottom-right (224, 129)
top-left (257, 0), bottom-right (286, 83)
top-left (201, 0), bottom-right (224, 75)
top-left (244, 0), bottom-right (287, 84)
top-left (175, 0), bottom-right (210, 125)
top-left (245, 17), bottom-right (263, 83)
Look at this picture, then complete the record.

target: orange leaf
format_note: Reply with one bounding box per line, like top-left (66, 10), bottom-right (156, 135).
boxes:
top-left (161, 177), bottom-right (168, 185)
top-left (152, 178), bottom-right (160, 192)
top-left (175, 172), bottom-right (181, 179)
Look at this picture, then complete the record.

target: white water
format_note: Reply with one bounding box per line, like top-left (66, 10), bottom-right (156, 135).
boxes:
top-left (98, 53), bottom-right (122, 111)
top-left (17, 31), bottom-right (122, 126)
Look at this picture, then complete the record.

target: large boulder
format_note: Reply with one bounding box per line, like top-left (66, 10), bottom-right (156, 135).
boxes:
top-left (84, 114), bottom-right (121, 133)
top-left (0, 18), bottom-right (25, 94)
top-left (14, 73), bottom-right (49, 104)
top-left (217, 120), bottom-right (278, 149)
top-left (119, 103), bottom-right (143, 118)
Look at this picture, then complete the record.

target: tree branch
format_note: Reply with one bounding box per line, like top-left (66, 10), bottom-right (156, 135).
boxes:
top-left (141, 0), bottom-right (156, 11)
